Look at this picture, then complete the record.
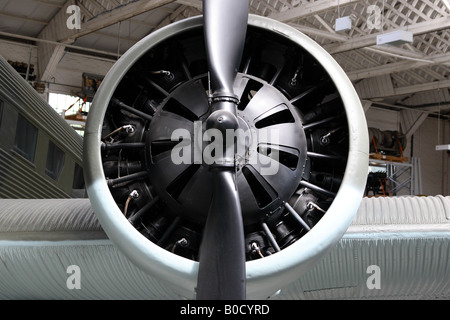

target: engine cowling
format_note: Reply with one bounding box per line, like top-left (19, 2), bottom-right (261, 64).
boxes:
top-left (83, 14), bottom-right (368, 299)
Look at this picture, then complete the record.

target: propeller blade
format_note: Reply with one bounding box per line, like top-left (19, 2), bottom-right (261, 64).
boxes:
top-left (196, 0), bottom-right (249, 300)
top-left (196, 170), bottom-right (246, 300)
top-left (203, 0), bottom-right (249, 102)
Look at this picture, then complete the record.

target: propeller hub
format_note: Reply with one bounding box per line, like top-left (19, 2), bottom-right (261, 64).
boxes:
top-left (206, 109), bottom-right (239, 134)
top-left (146, 74), bottom-right (308, 226)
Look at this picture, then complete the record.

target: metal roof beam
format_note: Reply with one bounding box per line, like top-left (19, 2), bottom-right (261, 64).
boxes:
top-left (347, 52), bottom-right (450, 81)
top-left (29, 0), bottom-right (64, 8)
top-left (362, 79), bottom-right (450, 99)
top-left (36, 0), bottom-right (176, 82)
top-left (268, 0), bottom-right (360, 22)
top-left (56, 0), bottom-right (177, 42)
top-left (0, 10), bottom-right (49, 26)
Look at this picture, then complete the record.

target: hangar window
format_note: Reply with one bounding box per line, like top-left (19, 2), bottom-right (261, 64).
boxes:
top-left (14, 114), bottom-right (38, 163)
top-left (71, 163), bottom-right (86, 197)
top-left (72, 163), bottom-right (85, 190)
top-left (45, 140), bottom-right (65, 180)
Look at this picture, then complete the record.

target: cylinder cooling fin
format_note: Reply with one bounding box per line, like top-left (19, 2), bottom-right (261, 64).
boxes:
top-left (84, 14), bottom-right (368, 299)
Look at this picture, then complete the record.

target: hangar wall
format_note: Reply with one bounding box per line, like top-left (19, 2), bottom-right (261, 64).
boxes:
top-left (366, 107), bottom-right (449, 196)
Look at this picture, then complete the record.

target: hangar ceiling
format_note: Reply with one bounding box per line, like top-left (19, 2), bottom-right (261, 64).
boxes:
top-left (0, 0), bottom-right (449, 119)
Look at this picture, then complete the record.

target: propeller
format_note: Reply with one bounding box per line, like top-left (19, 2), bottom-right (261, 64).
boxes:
top-left (196, 0), bottom-right (249, 300)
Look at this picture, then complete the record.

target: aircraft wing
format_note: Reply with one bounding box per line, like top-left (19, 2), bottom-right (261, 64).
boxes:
top-left (0, 195), bottom-right (448, 299)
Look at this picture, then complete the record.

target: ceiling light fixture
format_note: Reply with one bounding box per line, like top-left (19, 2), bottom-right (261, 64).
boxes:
top-left (334, 0), bottom-right (352, 31)
top-left (377, 30), bottom-right (413, 46)
top-left (335, 16), bottom-right (352, 31)
top-left (436, 145), bottom-right (450, 151)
